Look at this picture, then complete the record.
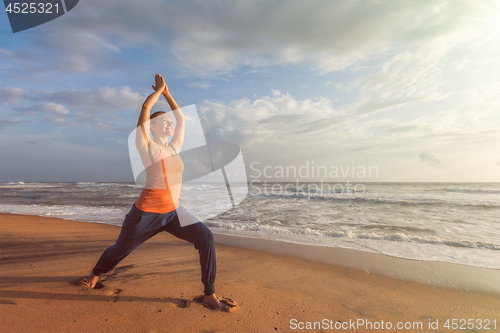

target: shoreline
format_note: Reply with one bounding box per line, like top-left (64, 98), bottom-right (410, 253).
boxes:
top-left (213, 231), bottom-right (500, 294)
top-left (2, 212), bottom-right (499, 294)
top-left (1, 212), bottom-right (499, 332)
top-left (1, 181), bottom-right (499, 274)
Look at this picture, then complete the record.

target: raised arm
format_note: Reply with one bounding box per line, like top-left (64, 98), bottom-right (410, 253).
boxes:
top-left (164, 91), bottom-right (185, 153)
top-left (135, 74), bottom-right (166, 152)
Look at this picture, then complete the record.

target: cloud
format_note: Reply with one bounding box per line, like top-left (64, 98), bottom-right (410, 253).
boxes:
top-left (0, 118), bottom-right (23, 130)
top-left (163, 0), bottom-right (488, 75)
top-left (197, 86), bottom-right (499, 177)
top-left (50, 86), bottom-right (144, 113)
top-left (14, 102), bottom-right (71, 124)
top-left (186, 82), bottom-right (211, 90)
top-left (418, 153), bottom-right (447, 168)
top-left (39, 103), bottom-right (70, 115)
top-left (0, 88), bottom-right (25, 106)
top-left (359, 76), bottom-right (500, 147)
top-left (49, 86), bottom-right (147, 130)
top-left (0, 48), bottom-right (13, 56)
top-left (198, 90), bottom-right (343, 148)
top-left (3, 0), bottom-right (488, 76)
top-left (165, 0), bottom-right (485, 75)
top-left (1, 86), bottom-right (147, 129)
top-left (39, 103), bottom-right (71, 123)
top-left (2, 0), bottom-right (499, 182)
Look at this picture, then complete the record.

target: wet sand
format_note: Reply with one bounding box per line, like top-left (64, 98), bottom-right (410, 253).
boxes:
top-left (1, 213), bottom-right (499, 332)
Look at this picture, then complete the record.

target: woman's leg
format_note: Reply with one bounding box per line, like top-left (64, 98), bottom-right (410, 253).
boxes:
top-left (92, 204), bottom-right (164, 276)
top-left (163, 208), bottom-right (216, 297)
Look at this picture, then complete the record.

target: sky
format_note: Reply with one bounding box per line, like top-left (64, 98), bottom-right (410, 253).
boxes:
top-left (1, 0), bottom-right (500, 183)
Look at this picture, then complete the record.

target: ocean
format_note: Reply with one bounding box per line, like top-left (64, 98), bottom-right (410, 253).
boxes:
top-left (1, 181), bottom-right (498, 270)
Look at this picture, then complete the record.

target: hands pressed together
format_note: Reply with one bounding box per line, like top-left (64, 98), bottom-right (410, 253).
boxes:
top-left (153, 74), bottom-right (169, 96)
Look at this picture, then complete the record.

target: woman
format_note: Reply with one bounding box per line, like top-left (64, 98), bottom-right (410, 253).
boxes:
top-left (85, 74), bottom-right (226, 310)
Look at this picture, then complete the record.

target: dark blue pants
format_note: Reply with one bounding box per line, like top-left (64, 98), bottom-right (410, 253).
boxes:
top-left (92, 203), bottom-right (216, 296)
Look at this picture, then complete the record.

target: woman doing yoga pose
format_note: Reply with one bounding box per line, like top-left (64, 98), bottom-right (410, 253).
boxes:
top-left (85, 74), bottom-right (226, 310)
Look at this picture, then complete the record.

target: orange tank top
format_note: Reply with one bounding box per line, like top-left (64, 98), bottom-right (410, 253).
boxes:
top-left (134, 142), bottom-right (184, 213)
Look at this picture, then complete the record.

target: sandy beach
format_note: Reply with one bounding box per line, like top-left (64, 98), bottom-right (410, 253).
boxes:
top-left (1, 213), bottom-right (499, 333)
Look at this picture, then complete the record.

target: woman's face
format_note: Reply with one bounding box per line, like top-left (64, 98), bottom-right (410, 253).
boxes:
top-left (151, 114), bottom-right (174, 138)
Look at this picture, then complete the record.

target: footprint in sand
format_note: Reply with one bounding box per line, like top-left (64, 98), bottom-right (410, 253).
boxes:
top-left (160, 297), bottom-right (191, 308)
top-left (106, 289), bottom-right (122, 302)
top-left (72, 278), bottom-right (122, 302)
top-left (191, 295), bottom-right (238, 312)
top-left (178, 299), bottom-right (190, 308)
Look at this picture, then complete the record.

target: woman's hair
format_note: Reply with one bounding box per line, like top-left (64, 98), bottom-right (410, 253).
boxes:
top-left (150, 111), bottom-right (167, 124)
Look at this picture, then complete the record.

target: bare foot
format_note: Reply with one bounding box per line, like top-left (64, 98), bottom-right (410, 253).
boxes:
top-left (86, 273), bottom-right (99, 289)
top-left (203, 293), bottom-right (227, 310)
